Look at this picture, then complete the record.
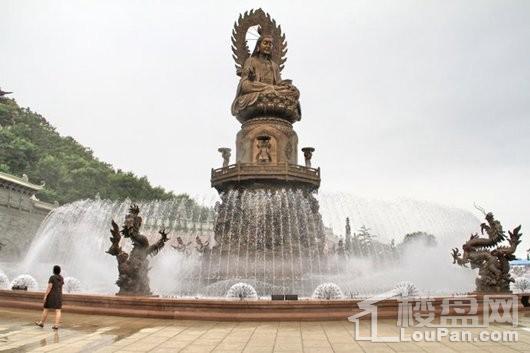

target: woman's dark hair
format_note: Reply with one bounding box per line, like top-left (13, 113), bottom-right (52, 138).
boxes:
top-left (53, 265), bottom-right (61, 275)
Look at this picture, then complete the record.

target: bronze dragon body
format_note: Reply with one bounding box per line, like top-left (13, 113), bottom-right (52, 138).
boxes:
top-left (452, 207), bottom-right (522, 292)
top-left (107, 205), bottom-right (169, 295)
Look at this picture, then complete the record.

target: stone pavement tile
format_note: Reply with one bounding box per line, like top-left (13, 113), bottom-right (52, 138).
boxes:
top-left (8, 307), bottom-right (530, 353)
top-left (301, 329), bottom-right (326, 334)
top-left (242, 347), bottom-right (273, 353)
top-left (248, 339), bottom-right (276, 346)
top-left (149, 348), bottom-right (183, 353)
top-left (137, 326), bottom-right (165, 333)
top-left (55, 345), bottom-right (110, 353)
top-left (273, 344), bottom-right (304, 351)
top-left (417, 345), bottom-right (457, 353)
top-left (31, 331), bottom-right (109, 352)
top-left (357, 342), bottom-right (398, 353)
top-left (134, 335), bottom-right (169, 344)
top-left (150, 328), bottom-right (187, 338)
top-left (275, 331), bottom-right (301, 336)
top-left (222, 336), bottom-right (252, 343)
top-left (477, 345), bottom-right (521, 353)
top-left (3, 332), bottom-right (62, 349)
top-left (223, 331), bottom-right (254, 341)
top-left (156, 341), bottom-right (191, 350)
top-left (328, 336), bottom-right (357, 344)
top-left (214, 342), bottom-right (247, 350)
top-left (111, 338), bottom-right (141, 347)
top-left (304, 347), bottom-right (334, 353)
top-left (202, 330), bottom-right (234, 338)
top-left (302, 339), bottom-right (332, 348)
top-left (504, 341), bottom-right (530, 350)
top-left (329, 342), bottom-right (365, 353)
top-left (412, 338), bottom-right (445, 346)
top-left (193, 337), bottom-right (225, 344)
top-left (515, 334), bottom-right (530, 344)
top-left (179, 346), bottom-right (217, 353)
top-left (255, 323), bottom-right (277, 329)
top-left (385, 342), bottom-right (425, 352)
top-left (275, 337), bottom-right (302, 346)
top-left (93, 347), bottom-right (123, 353)
top-left (118, 343), bottom-right (163, 351)
top-left (275, 336), bottom-right (301, 341)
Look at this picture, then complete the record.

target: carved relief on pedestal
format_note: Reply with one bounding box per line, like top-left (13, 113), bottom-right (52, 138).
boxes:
top-left (255, 135), bottom-right (273, 163)
top-left (235, 117), bottom-right (298, 165)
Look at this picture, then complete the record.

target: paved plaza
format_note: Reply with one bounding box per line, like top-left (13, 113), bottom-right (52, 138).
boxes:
top-left (0, 308), bottom-right (530, 353)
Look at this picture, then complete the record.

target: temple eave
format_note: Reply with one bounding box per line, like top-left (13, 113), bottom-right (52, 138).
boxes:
top-left (0, 171), bottom-right (44, 193)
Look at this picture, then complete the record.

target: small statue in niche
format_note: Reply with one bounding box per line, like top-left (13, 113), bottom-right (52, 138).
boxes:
top-left (256, 135), bottom-right (272, 163)
top-left (301, 147), bottom-right (315, 168)
top-left (218, 148), bottom-right (231, 167)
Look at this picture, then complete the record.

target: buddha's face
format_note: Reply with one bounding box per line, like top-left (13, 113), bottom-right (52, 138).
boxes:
top-left (259, 36), bottom-right (273, 55)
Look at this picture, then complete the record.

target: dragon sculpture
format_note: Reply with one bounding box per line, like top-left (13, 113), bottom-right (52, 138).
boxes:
top-left (171, 236), bottom-right (210, 256)
top-left (172, 236), bottom-right (192, 255)
top-left (106, 205), bottom-right (169, 295)
top-left (452, 205), bottom-right (522, 292)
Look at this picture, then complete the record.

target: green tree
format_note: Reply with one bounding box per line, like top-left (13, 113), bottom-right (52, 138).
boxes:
top-left (0, 97), bottom-right (178, 204)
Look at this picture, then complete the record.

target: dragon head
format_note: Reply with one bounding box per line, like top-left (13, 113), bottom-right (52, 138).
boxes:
top-left (122, 205), bottom-right (143, 237)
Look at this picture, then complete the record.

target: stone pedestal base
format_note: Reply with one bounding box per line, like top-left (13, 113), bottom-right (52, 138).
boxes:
top-left (236, 118), bottom-right (298, 165)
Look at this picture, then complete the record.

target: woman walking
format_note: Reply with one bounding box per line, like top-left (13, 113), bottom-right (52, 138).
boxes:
top-left (35, 265), bottom-right (63, 330)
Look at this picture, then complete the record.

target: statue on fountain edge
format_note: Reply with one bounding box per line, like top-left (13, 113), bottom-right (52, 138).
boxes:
top-left (106, 205), bottom-right (169, 296)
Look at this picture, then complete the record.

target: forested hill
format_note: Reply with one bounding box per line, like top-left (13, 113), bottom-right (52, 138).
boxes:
top-left (0, 97), bottom-right (176, 204)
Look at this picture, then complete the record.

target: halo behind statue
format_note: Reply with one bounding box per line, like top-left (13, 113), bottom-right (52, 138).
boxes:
top-left (231, 8), bottom-right (287, 76)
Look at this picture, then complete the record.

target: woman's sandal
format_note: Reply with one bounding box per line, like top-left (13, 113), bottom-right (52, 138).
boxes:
top-left (52, 325), bottom-right (59, 330)
top-left (34, 322), bottom-right (44, 328)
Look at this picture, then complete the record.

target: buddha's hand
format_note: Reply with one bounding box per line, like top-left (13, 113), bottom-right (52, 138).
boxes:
top-left (275, 84), bottom-right (292, 91)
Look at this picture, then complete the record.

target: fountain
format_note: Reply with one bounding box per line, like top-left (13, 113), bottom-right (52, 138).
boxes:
top-left (5, 9), bottom-right (481, 299)
top-left (1, 9), bottom-right (526, 321)
top-left (10, 193), bottom-right (482, 297)
top-left (208, 8), bottom-right (326, 297)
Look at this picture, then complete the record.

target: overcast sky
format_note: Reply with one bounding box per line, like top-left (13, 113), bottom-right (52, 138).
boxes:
top-left (1, 1), bottom-right (529, 254)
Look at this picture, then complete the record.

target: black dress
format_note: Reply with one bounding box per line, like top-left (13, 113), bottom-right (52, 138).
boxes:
top-left (44, 275), bottom-right (63, 309)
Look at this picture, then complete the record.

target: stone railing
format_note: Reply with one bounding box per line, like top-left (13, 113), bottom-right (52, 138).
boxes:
top-left (211, 162), bottom-right (320, 191)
